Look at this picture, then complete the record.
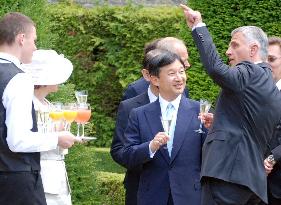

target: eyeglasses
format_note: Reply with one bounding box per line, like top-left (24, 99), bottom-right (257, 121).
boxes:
top-left (268, 56), bottom-right (281, 63)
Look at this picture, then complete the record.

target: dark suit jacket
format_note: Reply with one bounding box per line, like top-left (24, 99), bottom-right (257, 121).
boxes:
top-left (192, 26), bottom-right (281, 203)
top-left (123, 97), bottom-right (206, 205)
top-left (110, 92), bottom-right (150, 204)
top-left (122, 77), bottom-right (189, 100)
top-left (268, 123), bottom-right (281, 199)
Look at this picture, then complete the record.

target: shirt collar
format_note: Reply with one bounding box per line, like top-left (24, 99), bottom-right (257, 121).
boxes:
top-left (0, 52), bottom-right (21, 69)
top-left (254, 61), bottom-right (263, 64)
top-left (276, 79), bottom-right (281, 90)
top-left (147, 85), bottom-right (158, 103)
top-left (159, 94), bottom-right (182, 114)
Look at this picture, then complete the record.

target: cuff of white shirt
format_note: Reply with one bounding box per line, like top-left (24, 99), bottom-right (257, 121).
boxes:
top-left (149, 141), bottom-right (156, 158)
top-left (192, 22), bottom-right (206, 31)
top-left (43, 132), bottom-right (59, 150)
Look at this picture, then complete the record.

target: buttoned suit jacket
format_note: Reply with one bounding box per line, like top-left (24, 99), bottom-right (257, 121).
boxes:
top-left (123, 97), bottom-right (206, 205)
top-left (122, 77), bottom-right (189, 100)
top-left (192, 26), bottom-right (281, 203)
top-left (110, 92), bottom-right (150, 204)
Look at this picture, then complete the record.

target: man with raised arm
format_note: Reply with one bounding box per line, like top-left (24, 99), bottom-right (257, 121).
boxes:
top-left (181, 4), bottom-right (281, 205)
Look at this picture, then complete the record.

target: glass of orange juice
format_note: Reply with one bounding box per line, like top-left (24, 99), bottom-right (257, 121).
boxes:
top-left (63, 103), bottom-right (77, 132)
top-left (75, 103), bottom-right (91, 138)
top-left (49, 102), bottom-right (64, 132)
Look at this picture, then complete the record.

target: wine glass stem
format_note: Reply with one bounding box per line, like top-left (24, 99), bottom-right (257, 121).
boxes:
top-left (81, 123), bottom-right (85, 137)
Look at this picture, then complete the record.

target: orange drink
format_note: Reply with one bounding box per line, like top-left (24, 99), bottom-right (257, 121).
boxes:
top-left (63, 110), bottom-right (78, 123)
top-left (75, 109), bottom-right (91, 124)
top-left (49, 111), bottom-right (64, 121)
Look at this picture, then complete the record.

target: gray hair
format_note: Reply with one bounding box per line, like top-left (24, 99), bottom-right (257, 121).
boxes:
top-left (231, 26), bottom-right (268, 61)
top-left (156, 37), bottom-right (187, 55)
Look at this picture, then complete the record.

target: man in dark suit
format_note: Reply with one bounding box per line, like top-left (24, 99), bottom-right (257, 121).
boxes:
top-left (111, 49), bottom-right (165, 205)
top-left (123, 50), bottom-right (206, 205)
top-left (181, 5), bottom-right (281, 205)
top-left (122, 37), bottom-right (190, 100)
top-left (263, 36), bottom-right (281, 205)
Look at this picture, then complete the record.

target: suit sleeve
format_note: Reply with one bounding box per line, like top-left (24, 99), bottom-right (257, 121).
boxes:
top-left (192, 26), bottom-right (251, 92)
top-left (123, 109), bottom-right (151, 170)
top-left (110, 102), bottom-right (128, 167)
top-left (272, 145), bottom-right (281, 163)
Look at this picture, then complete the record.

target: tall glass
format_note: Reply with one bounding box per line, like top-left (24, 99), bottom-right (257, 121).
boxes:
top-left (63, 103), bottom-right (77, 132)
top-left (75, 103), bottom-right (91, 138)
top-left (160, 116), bottom-right (173, 150)
top-left (75, 90), bottom-right (88, 104)
top-left (194, 99), bottom-right (211, 133)
top-left (49, 102), bottom-right (64, 132)
top-left (75, 90), bottom-right (88, 137)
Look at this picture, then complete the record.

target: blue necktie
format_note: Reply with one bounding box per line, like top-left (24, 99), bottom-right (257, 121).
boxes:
top-left (165, 103), bottom-right (175, 157)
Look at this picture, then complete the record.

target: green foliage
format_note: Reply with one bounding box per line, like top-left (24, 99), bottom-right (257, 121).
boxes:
top-left (47, 83), bottom-right (76, 103)
top-left (0, 0), bottom-right (58, 49)
top-left (66, 146), bottom-right (125, 204)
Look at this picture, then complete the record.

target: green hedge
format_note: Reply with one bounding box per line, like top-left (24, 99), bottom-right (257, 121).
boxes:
top-left (0, 0), bottom-right (58, 49)
top-left (66, 146), bottom-right (125, 205)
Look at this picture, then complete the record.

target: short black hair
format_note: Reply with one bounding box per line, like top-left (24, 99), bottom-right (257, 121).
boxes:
top-left (147, 50), bottom-right (185, 77)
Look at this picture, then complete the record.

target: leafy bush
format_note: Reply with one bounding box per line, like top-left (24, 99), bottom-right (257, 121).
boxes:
top-left (0, 0), bottom-right (58, 49)
top-left (66, 146), bottom-right (125, 205)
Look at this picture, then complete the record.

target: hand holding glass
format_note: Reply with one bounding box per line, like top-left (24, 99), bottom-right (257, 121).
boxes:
top-left (195, 99), bottom-right (211, 133)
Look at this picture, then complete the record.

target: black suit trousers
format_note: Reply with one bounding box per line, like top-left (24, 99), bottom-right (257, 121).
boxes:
top-left (201, 177), bottom-right (261, 205)
top-left (0, 171), bottom-right (46, 205)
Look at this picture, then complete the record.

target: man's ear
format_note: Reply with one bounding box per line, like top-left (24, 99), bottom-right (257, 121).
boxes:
top-left (150, 75), bottom-right (159, 87)
top-left (141, 69), bottom-right (150, 82)
top-left (16, 33), bottom-right (25, 46)
top-left (250, 44), bottom-right (259, 57)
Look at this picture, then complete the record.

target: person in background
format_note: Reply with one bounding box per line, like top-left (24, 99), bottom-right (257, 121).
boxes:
top-left (123, 50), bottom-right (206, 205)
top-left (22, 49), bottom-right (74, 205)
top-left (181, 4), bottom-right (281, 205)
top-left (0, 12), bottom-right (77, 205)
top-left (122, 37), bottom-right (190, 100)
top-left (122, 38), bottom-right (161, 100)
top-left (111, 48), bottom-right (164, 204)
top-left (263, 36), bottom-right (281, 205)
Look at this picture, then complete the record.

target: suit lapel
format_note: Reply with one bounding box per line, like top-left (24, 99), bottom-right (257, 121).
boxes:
top-left (144, 100), bottom-right (170, 164)
top-left (170, 98), bottom-right (196, 164)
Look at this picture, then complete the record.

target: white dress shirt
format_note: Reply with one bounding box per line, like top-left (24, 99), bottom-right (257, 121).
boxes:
top-left (1, 53), bottom-right (58, 152)
top-left (149, 94), bottom-right (182, 157)
top-left (147, 85), bottom-right (158, 103)
top-left (276, 79), bottom-right (281, 90)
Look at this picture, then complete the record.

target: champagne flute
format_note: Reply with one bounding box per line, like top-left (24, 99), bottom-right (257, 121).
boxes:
top-left (63, 103), bottom-right (77, 132)
top-left (75, 90), bottom-right (88, 104)
top-left (160, 115), bottom-right (173, 150)
top-left (195, 99), bottom-right (211, 133)
top-left (75, 103), bottom-right (91, 139)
